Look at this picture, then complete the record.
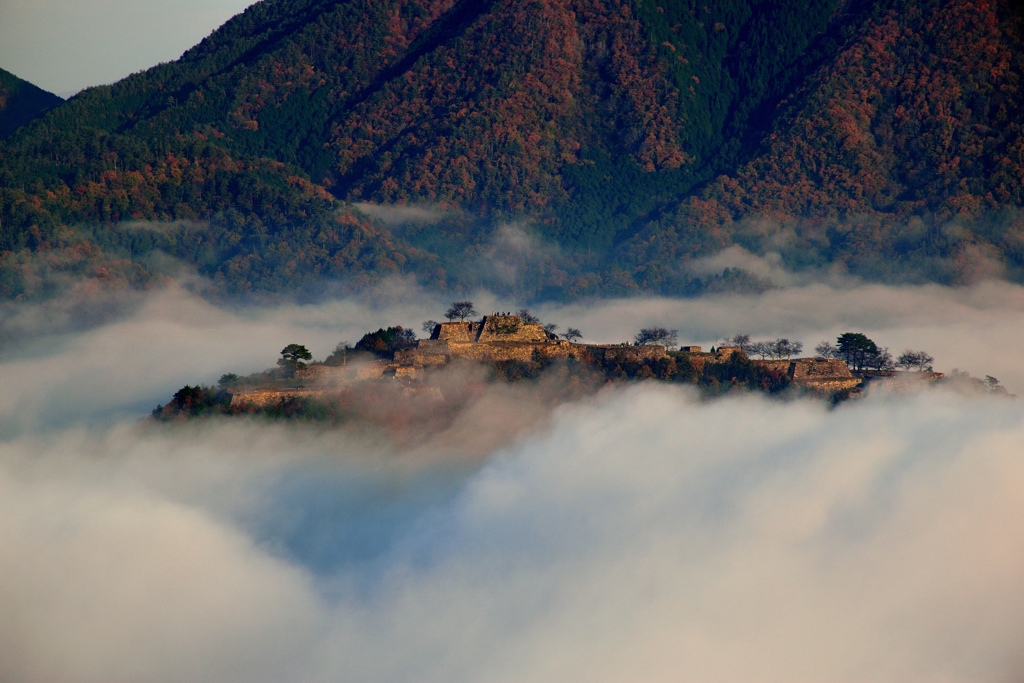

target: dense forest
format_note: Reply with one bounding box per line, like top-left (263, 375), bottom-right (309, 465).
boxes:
top-left (0, 0), bottom-right (1022, 300)
top-left (0, 68), bottom-right (62, 141)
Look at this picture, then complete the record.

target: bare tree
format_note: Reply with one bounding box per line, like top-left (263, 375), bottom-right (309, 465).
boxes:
top-left (815, 341), bottom-right (840, 359)
top-left (543, 323), bottom-right (559, 336)
top-left (445, 301), bottom-right (477, 322)
top-left (896, 350), bottom-right (934, 371)
top-left (422, 320), bottom-right (439, 335)
top-left (325, 341), bottom-right (353, 366)
top-left (562, 328), bottom-right (582, 342)
top-left (865, 346), bottom-right (895, 371)
top-left (635, 327), bottom-right (679, 348)
top-left (729, 334), bottom-right (754, 354)
top-left (518, 308), bottom-right (540, 324)
top-left (747, 341), bottom-right (770, 359)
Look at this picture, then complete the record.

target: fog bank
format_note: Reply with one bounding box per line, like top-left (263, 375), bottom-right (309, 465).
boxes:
top-left (1, 388), bottom-right (1023, 682)
top-left (0, 280), bottom-right (1022, 682)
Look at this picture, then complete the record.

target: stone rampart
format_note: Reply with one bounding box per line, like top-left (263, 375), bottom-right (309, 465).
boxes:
top-left (755, 359), bottom-right (792, 374)
top-left (435, 321), bottom-right (480, 342)
top-left (791, 358), bottom-right (853, 380)
top-left (434, 316), bottom-right (551, 344)
top-left (298, 361), bottom-right (389, 382)
top-left (231, 388), bottom-right (333, 409)
top-left (684, 346), bottom-right (743, 372)
top-left (446, 340), bottom-right (582, 363)
top-left (752, 357), bottom-right (861, 396)
top-left (583, 344), bottom-right (667, 363)
top-left (477, 315), bottom-right (550, 343)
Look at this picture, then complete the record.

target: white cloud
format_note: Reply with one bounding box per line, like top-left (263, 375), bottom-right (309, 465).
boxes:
top-left (685, 244), bottom-right (801, 285)
top-left (1, 387), bottom-right (1024, 682)
top-left (1, 282), bottom-right (1023, 682)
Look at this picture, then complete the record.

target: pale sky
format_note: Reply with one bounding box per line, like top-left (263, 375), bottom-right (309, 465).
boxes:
top-left (0, 0), bottom-right (259, 97)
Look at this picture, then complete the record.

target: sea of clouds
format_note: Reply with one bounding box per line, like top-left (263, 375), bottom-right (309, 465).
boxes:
top-left (1, 277), bottom-right (1023, 682)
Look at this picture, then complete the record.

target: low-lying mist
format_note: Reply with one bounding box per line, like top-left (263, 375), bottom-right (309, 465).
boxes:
top-left (1, 277), bottom-right (1023, 682)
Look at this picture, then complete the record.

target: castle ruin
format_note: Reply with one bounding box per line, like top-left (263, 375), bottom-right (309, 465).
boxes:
top-left (399, 314), bottom-right (666, 366)
top-left (228, 313), bottom-right (881, 408)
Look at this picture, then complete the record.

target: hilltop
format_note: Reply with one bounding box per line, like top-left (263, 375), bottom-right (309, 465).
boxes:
top-left (0, 68), bottom-right (62, 141)
top-left (152, 306), bottom-right (1013, 431)
top-left (1, 0), bottom-right (1023, 299)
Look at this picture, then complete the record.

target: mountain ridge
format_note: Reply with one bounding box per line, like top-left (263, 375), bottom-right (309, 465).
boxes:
top-left (0, 0), bottom-right (1022, 299)
top-left (0, 68), bottom-right (63, 141)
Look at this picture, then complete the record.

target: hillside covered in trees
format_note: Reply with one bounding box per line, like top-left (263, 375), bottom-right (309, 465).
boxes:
top-left (0, 0), bottom-right (1022, 299)
top-left (0, 68), bottom-right (62, 141)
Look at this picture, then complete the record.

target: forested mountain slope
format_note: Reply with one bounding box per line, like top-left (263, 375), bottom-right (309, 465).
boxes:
top-left (0, 69), bottom-right (62, 140)
top-left (0, 0), bottom-right (1021, 299)
top-left (618, 0), bottom-right (1024, 288)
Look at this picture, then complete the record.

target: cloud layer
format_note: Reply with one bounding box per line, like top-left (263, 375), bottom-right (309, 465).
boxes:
top-left (0, 281), bottom-right (1022, 682)
top-left (1, 387), bottom-right (1023, 682)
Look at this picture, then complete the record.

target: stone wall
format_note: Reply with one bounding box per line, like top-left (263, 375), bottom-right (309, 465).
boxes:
top-left (583, 344), bottom-right (668, 363)
top-left (447, 340), bottom-right (583, 363)
top-left (752, 357), bottom-right (861, 396)
top-left (795, 378), bottom-right (863, 397)
top-left (752, 358), bottom-right (855, 381)
top-left (685, 346), bottom-right (743, 372)
top-left (231, 388), bottom-right (333, 409)
top-left (791, 358), bottom-right (853, 380)
top-left (298, 361), bottom-right (389, 382)
top-left (435, 321), bottom-right (479, 342)
top-left (434, 316), bottom-right (550, 344)
top-left (477, 315), bottom-right (550, 343)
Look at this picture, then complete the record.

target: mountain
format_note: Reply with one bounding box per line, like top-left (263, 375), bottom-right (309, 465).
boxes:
top-left (618, 0), bottom-right (1024, 288)
top-left (0, 0), bottom-right (1022, 299)
top-left (0, 68), bottom-right (63, 140)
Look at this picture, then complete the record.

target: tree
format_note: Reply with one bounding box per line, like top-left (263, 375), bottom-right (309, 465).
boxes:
top-left (815, 341), bottom-right (840, 359)
top-left (278, 344), bottom-right (312, 375)
top-left (562, 327), bottom-right (582, 342)
top-left (749, 340), bottom-right (773, 359)
top-left (865, 346), bottom-right (895, 371)
top-left (730, 334), bottom-right (754, 353)
top-left (325, 341), bottom-right (353, 366)
top-left (836, 332), bottom-right (878, 371)
top-left (770, 338), bottom-right (786, 359)
top-left (218, 373), bottom-right (240, 387)
top-left (896, 350), bottom-right (934, 371)
top-left (355, 327), bottom-right (417, 358)
top-left (422, 320), bottom-right (439, 336)
top-left (518, 308), bottom-right (540, 324)
top-left (445, 301), bottom-right (476, 322)
top-left (635, 327), bottom-right (679, 348)
top-left (771, 339), bottom-right (803, 359)
top-left (543, 323), bottom-right (559, 336)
